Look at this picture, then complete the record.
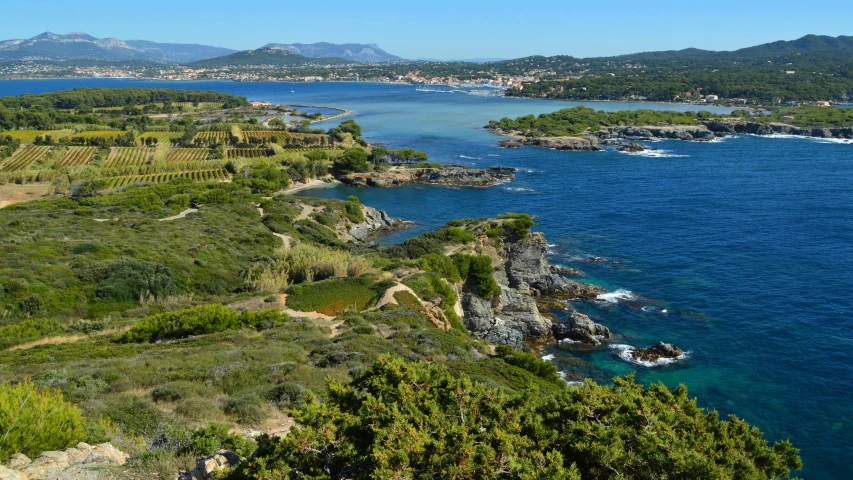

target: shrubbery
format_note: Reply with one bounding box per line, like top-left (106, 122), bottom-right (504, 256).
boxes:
top-left (0, 381), bottom-right (85, 460)
top-left (227, 356), bottom-right (802, 480)
top-left (119, 305), bottom-right (288, 343)
top-left (453, 254), bottom-right (501, 298)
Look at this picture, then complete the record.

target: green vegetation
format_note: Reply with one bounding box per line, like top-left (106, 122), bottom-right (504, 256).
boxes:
top-left (0, 380), bottom-right (85, 459)
top-left (119, 305), bottom-right (288, 343)
top-left (286, 278), bottom-right (393, 316)
top-left (489, 106), bottom-right (713, 137)
top-left (499, 212), bottom-right (536, 237)
top-left (230, 356), bottom-right (801, 480)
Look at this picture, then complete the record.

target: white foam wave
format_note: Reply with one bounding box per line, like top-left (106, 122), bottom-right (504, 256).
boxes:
top-left (619, 149), bottom-right (688, 158)
top-left (557, 372), bottom-right (585, 387)
top-left (486, 154), bottom-right (501, 157)
top-left (749, 134), bottom-right (853, 144)
top-left (458, 155), bottom-right (482, 160)
top-left (609, 344), bottom-right (688, 367)
top-left (541, 354), bottom-right (555, 361)
top-left (505, 187), bottom-right (535, 192)
top-left (596, 289), bottom-right (636, 304)
top-left (520, 168), bottom-right (542, 173)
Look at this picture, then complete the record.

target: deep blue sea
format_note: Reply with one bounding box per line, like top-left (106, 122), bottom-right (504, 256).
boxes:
top-left (2, 79), bottom-right (851, 478)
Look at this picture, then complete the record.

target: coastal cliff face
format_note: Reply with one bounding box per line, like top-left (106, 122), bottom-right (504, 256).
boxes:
top-left (348, 205), bottom-right (398, 241)
top-left (457, 224), bottom-right (607, 349)
top-left (339, 166), bottom-right (512, 188)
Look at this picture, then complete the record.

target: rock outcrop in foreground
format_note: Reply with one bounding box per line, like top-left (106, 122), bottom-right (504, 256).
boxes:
top-left (2, 443), bottom-right (128, 480)
top-left (340, 166), bottom-right (513, 188)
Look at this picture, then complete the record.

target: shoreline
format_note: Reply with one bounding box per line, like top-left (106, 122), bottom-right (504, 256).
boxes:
top-left (280, 177), bottom-right (339, 195)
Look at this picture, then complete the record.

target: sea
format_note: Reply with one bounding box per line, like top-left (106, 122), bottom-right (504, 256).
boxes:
top-left (2, 79), bottom-right (851, 478)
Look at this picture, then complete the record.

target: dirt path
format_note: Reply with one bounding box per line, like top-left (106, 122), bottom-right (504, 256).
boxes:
top-left (159, 208), bottom-right (198, 221)
top-left (8, 325), bottom-right (133, 351)
top-left (369, 283), bottom-right (422, 311)
top-left (295, 204), bottom-right (315, 221)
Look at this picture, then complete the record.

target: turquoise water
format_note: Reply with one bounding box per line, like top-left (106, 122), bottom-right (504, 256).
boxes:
top-left (2, 80), bottom-right (851, 477)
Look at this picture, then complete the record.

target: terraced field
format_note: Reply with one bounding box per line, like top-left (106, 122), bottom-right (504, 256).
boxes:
top-left (169, 149), bottom-right (211, 162)
top-left (243, 131), bottom-right (291, 143)
top-left (105, 147), bottom-right (153, 167)
top-left (283, 147), bottom-right (339, 153)
top-left (172, 102), bottom-right (223, 108)
top-left (60, 147), bottom-right (99, 166)
top-left (0, 146), bottom-right (52, 172)
top-left (226, 148), bottom-right (274, 159)
top-left (104, 168), bottom-right (230, 189)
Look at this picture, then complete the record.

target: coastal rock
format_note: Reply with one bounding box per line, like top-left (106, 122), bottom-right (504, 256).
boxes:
top-left (521, 136), bottom-right (601, 151)
top-left (340, 166), bottom-right (510, 188)
top-left (631, 342), bottom-right (683, 362)
top-left (461, 293), bottom-right (525, 349)
top-left (553, 311), bottom-right (611, 344)
top-left (16, 443), bottom-right (128, 480)
top-left (349, 206), bottom-right (398, 241)
top-left (616, 142), bottom-right (647, 153)
top-left (499, 139), bottom-right (524, 148)
top-left (182, 450), bottom-right (244, 480)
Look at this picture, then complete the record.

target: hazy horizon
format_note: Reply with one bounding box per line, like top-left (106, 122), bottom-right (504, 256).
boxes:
top-left (3, 0), bottom-right (851, 60)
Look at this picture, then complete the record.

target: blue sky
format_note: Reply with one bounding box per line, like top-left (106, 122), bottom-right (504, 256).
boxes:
top-left (5, 0), bottom-right (851, 59)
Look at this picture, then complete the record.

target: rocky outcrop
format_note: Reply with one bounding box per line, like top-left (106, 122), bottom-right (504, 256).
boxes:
top-left (460, 229), bottom-right (607, 349)
top-left (704, 121), bottom-right (853, 139)
top-left (349, 205), bottom-right (398, 241)
top-left (0, 466), bottom-right (27, 480)
top-left (609, 125), bottom-right (717, 141)
top-left (9, 443), bottom-right (128, 480)
top-left (499, 139), bottom-right (524, 148)
top-left (631, 342), bottom-right (683, 362)
top-left (340, 166), bottom-right (512, 188)
top-left (616, 142), bottom-right (647, 153)
top-left (552, 311), bottom-right (611, 345)
top-left (520, 136), bottom-right (601, 151)
top-left (182, 450), bottom-right (244, 480)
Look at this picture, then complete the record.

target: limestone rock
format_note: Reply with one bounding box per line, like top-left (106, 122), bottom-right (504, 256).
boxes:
top-left (520, 136), bottom-right (600, 151)
top-left (16, 443), bottom-right (127, 480)
top-left (0, 465), bottom-right (27, 480)
top-left (349, 206), bottom-right (397, 241)
top-left (499, 139), bottom-right (523, 148)
top-left (6, 455), bottom-right (31, 470)
top-left (183, 450), bottom-right (243, 480)
top-left (616, 142), bottom-right (647, 153)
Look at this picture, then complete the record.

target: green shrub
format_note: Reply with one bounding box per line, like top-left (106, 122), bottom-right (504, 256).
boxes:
top-left (499, 213), bottom-right (536, 238)
top-left (0, 380), bottom-right (85, 460)
top-left (119, 305), bottom-right (288, 343)
top-left (416, 253), bottom-right (461, 283)
top-left (0, 319), bottom-right (65, 349)
top-left (344, 196), bottom-right (364, 223)
top-left (90, 258), bottom-right (177, 302)
top-left (179, 424), bottom-right (256, 458)
top-left (286, 278), bottom-right (392, 316)
top-left (223, 393), bottom-right (267, 426)
top-left (453, 254), bottom-right (501, 298)
top-left (494, 345), bottom-right (561, 383)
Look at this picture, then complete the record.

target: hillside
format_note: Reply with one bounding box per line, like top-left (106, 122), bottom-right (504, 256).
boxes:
top-left (264, 42), bottom-right (403, 62)
top-left (188, 47), bottom-right (354, 68)
top-left (0, 32), bottom-right (234, 63)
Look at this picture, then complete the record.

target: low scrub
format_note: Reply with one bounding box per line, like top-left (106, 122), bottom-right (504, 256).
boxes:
top-left (119, 304), bottom-right (288, 343)
top-left (286, 278), bottom-right (393, 316)
top-left (264, 244), bottom-right (370, 286)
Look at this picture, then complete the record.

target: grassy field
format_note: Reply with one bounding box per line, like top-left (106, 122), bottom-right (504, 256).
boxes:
top-left (286, 278), bottom-right (393, 316)
top-left (105, 147), bottom-right (153, 167)
top-left (0, 146), bottom-right (52, 172)
top-left (60, 146), bottom-right (99, 166)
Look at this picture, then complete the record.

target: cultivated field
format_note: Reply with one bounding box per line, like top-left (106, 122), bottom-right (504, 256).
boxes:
top-left (243, 131), bottom-right (291, 143)
top-left (70, 131), bottom-right (125, 142)
top-left (0, 146), bottom-right (52, 172)
top-left (139, 132), bottom-right (182, 143)
top-left (104, 169), bottom-right (230, 189)
top-left (2, 130), bottom-right (73, 143)
top-left (196, 131), bottom-right (230, 141)
top-left (105, 147), bottom-right (153, 167)
top-left (60, 147), bottom-right (99, 166)
top-left (169, 149), bottom-right (211, 162)
top-left (226, 148), bottom-right (274, 159)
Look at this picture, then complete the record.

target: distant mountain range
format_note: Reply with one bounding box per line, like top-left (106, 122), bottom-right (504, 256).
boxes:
top-left (187, 47), bottom-right (352, 68)
top-left (263, 42), bottom-right (402, 63)
top-left (1, 32), bottom-right (851, 68)
top-left (0, 32), bottom-right (236, 63)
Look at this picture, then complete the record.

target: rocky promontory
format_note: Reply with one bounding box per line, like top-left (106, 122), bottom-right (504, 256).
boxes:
top-left (339, 166), bottom-right (513, 188)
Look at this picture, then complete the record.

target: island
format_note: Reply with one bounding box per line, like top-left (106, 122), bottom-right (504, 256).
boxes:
top-left (486, 105), bottom-right (853, 151)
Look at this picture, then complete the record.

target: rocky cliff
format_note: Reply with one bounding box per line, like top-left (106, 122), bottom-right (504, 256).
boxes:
top-left (457, 223), bottom-right (608, 349)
